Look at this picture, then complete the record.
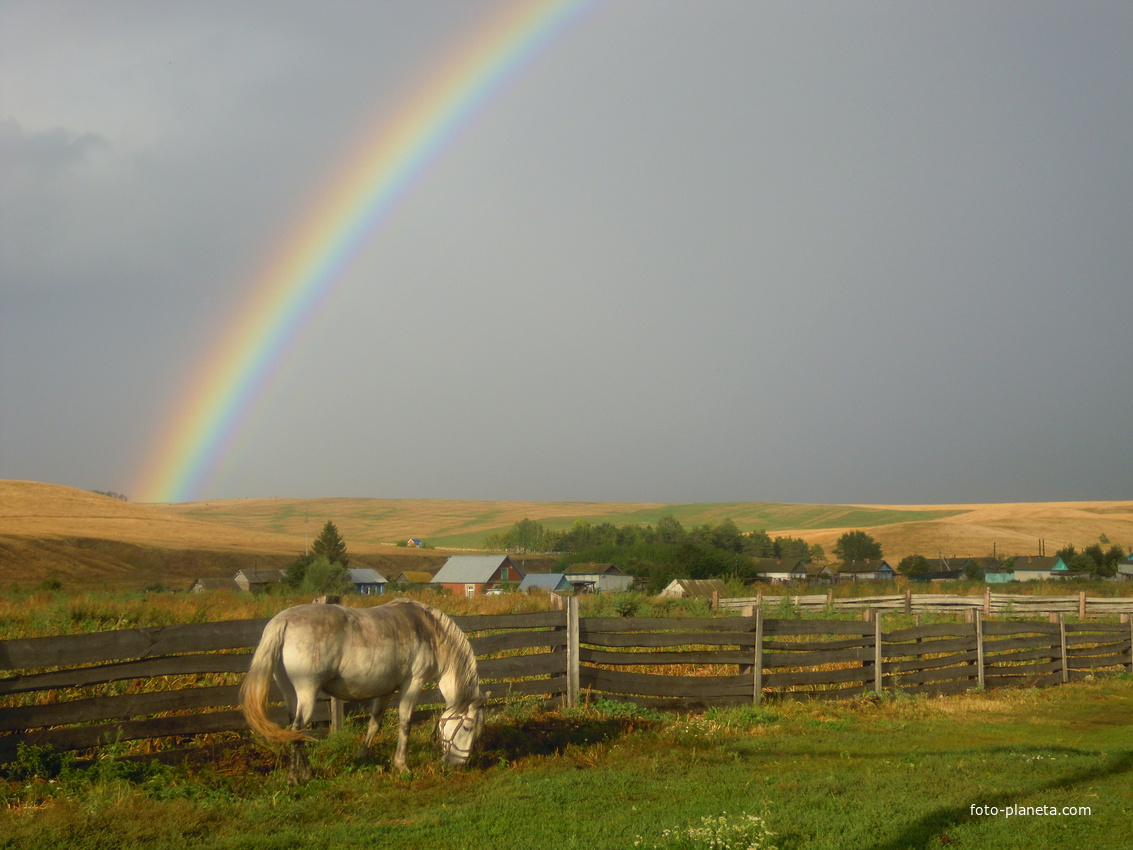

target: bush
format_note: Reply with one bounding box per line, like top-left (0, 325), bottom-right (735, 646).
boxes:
top-left (299, 556), bottom-right (353, 596)
top-left (5, 743), bottom-right (75, 781)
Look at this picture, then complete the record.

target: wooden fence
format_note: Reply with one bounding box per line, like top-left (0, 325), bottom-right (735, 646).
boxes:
top-left (2, 601), bottom-right (1131, 760)
top-left (718, 590), bottom-right (1133, 618)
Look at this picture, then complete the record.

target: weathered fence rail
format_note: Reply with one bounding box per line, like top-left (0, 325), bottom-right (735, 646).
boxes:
top-left (718, 590), bottom-right (1133, 618)
top-left (2, 602), bottom-right (1131, 760)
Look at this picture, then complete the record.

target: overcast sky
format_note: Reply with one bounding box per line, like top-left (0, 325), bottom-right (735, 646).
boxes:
top-left (2, 1), bottom-right (1131, 506)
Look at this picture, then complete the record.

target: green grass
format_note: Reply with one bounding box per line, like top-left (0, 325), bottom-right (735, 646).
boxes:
top-left (4, 676), bottom-right (1130, 849)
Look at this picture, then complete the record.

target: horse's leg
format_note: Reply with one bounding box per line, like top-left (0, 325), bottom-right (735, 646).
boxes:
top-left (287, 683), bottom-right (320, 784)
top-left (355, 693), bottom-right (393, 761)
top-left (392, 679), bottom-right (425, 773)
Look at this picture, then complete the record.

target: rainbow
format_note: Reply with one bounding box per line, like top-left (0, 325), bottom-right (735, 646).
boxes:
top-left (134, 0), bottom-right (595, 503)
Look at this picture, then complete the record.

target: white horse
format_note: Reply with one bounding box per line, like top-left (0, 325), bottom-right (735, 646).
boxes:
top-left (241, 599), bottom-right (485, 782)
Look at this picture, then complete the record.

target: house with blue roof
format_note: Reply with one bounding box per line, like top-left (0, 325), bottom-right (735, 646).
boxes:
top-left (347, 568), bottom-right (387, 595)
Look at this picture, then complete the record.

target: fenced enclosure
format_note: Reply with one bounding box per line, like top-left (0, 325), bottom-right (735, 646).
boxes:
top-left (719, 589), bottom-right (1133, 618)
top-left (2, 600), bottom-right (1131, 761)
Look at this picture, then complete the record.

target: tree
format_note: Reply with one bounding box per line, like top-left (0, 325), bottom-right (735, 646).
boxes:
top-left (711, 519), bottom-right (744, 554)
top-left (311, 521), bottom-right (349, 568)
top-left (299, 555), bottom-right (353, 595)
top-left (283, 552), bottom-right (315, 589)
top-left (833, 530), bottom-right (883, 564)
top-left (742, 530), bottom-right (775, 558)
top-left (510, 518), bottom-right (546, 552)
top-left (654, 514), bottom-right (686, 545)
top-left (1058, 542), bottom-right (1126, 578)
top-left (898, 554), bottom-right (929, 578)
top-left (774, 535), bottom-right (813, 561)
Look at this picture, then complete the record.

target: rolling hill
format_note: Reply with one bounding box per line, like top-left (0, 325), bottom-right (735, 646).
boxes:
top-left (1, 480), bottom-right (1131, 589)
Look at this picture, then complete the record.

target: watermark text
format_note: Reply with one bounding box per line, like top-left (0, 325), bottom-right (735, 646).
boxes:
top-left (970, 804), bottom-right (1091, 818)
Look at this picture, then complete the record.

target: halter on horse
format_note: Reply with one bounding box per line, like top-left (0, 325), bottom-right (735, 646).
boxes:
top-left (241, 599), bottom-right (485, 782)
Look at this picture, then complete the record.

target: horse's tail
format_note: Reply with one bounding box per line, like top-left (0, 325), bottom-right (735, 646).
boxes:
top-left (241, 616), bottom-right (310, 744)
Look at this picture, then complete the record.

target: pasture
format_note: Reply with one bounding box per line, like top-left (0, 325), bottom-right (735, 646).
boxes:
top-left (2, 676), bottom-right (1131, 849)
top-left (3, 588), bottom-right (1132, 848)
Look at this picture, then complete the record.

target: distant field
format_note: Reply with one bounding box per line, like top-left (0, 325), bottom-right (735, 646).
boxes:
top-left (2, 480), bottom-right (1131, 588)
top-left (161, 497), bottom-right (965, 550)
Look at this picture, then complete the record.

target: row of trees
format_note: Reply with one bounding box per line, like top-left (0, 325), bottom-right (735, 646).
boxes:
top-left (1055, 542), bottom-right (1127, 578)
top-left (482, 516), bottom-right (873, 591)
top-left (90, 489), bottom-right (128, 501)
top-left (483, 516), bottom-right (831, 561)
top-left (893, 539), bottom-right (1128, 580)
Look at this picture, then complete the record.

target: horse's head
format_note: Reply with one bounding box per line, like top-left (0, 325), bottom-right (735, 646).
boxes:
top-left (438, 696), bottom-right (485, 766)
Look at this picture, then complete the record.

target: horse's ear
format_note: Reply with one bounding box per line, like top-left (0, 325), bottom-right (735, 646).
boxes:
top-left (471, 694), bottom-right (488, 708)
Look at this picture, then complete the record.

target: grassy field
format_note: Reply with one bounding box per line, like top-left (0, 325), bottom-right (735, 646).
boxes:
top-left (2, 676), bottom-right (1130, 849)
top-left (3, 480), bottom-right (1133, 589)
top-left (3, 587), bottom-right (1132, 847)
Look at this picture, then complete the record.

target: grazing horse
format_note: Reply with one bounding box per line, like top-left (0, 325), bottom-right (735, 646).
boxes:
top-left (241, 599), bottom-right (485, 782)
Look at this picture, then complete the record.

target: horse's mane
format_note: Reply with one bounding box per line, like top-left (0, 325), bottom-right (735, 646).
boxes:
top-left (385, 599), bottom-right (480, 703)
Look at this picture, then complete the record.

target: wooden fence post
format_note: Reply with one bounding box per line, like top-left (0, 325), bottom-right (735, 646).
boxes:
top-left (904, 588), bottom-right (912, 616)
top-left (1124, 613), bottom-right (1132, 674)
top-left (874, 612), bottom-right (883, 694)
top-left (984, 587), bottom-right (991, 618)
top-left (753, 607), bottom-right (764, 705)
top-left (1058, 612), bottom-right (1069, 685)
top-left (974, 609), bottom-right (985, 690)
top-left (711, 590), bottom-right (719, 612)
top-left (565, 595), bottom-right (579, 708)
top-left (1079, 591), bottom-right (1087, 619)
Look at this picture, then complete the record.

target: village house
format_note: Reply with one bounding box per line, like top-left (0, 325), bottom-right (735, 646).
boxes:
top-left (750, 558), bottom-right (807, 583)
top-left (390, 570), bottom-right (435, 586)
top-left (518, 573), bottom-right (573, 594)
top-left (431, 555), bottom-right (523, 597)
top-left (1117, 557), bottom-right (1133, 581)
top-left (563, 563), bottom-right (635, 593)
top-left (912, 558), bottom-right (968, 581)
top-left (233, 569), bottom-right (286, 593)
top-left (1010, 556), bottom-right (1071, 582)
top-left (660, 578), bottom-right (730, 600)
top-left (347, 568), bottom-right (387, 596)
top-left (806, 563), bottom-right (837, 583)
top-left (833, 560), bottom-right (896, 582)
top-left (190, 577), bottom-right (240, 593)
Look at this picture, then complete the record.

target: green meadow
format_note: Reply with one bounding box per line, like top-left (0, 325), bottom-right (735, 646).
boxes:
top-left (4, 676), bottom-right (1130, 849)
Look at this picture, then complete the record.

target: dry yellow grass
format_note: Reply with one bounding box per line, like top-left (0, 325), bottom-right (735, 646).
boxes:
top-left (0, 481), bottom-right (440, 589)
top-left (153, 495), bottom-right (676, 551)
top-left (794, 500), bottom-right (1133, 562)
